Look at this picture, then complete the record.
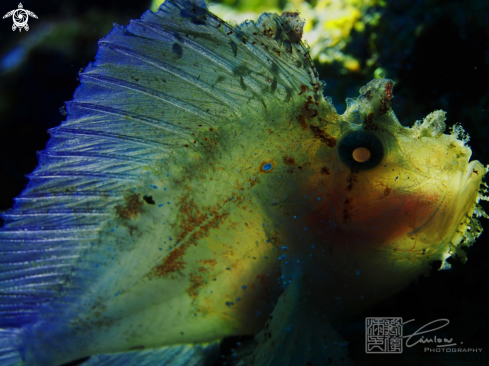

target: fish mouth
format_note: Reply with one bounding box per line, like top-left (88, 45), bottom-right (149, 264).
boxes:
top-left (413, 160), bottom-right (486, 257)
top-left (446, 159), bottom-right (486, 241)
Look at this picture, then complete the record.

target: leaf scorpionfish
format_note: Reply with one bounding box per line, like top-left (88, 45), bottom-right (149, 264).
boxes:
top-left (0, 1), bottom-right (487, 365)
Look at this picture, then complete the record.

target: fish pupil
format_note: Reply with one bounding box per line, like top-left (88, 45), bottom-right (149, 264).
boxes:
top-left (352, 147), bottom-right (371, 162)
top-left (338, 131), bottom-right (383, 170)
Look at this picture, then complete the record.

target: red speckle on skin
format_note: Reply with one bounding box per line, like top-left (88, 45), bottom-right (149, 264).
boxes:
top-left (188, 273), bottom-right (204, 297)
top-left (310, 82), bottom-right (320, 93)
top-left (248, 176), bottom-right (259, 188)
top-left (297, 95), bottom-right (320, 130)
top-left (176, 196), bottom-right (227, 244)
top-left (281, 12), bottom-right (303, 41)
top-left (115, 193), bottom-right (143, 220)
top-left (199, 259), bottom-right (217, 266)
top-left (298, 84), bottom-right (309, 96)
top-left (283, 156), bottom-right (296, 166)
top-left (153, 246), bottom-right (187, 278)
top-left (384, 81), bottom-right (394, 100)
top-left (263, 25), bottom-right (274, 38)
top-left (297, 113), bottom-right (309, 130)
top-left (309, 125), bottom-right (337, 147)
top-left (282, 11), bottom-right (299, 18)
top-left (364, 112), bottom-right (380, 131)
top-left (151, 194), bottom-right (228, 279)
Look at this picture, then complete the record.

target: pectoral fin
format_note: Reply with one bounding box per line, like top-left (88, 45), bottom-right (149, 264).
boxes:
top-left (245, 271), bottom-right (354, 366)
top-left (79, 342), bottom-right (219, 366)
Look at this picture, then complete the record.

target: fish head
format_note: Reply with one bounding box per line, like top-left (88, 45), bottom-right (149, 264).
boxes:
top-left (268, 78), bottom-right (487, 316)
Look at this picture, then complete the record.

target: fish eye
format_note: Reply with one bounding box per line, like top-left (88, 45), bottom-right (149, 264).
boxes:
top-left (338, 131), bottom-right (384, 170)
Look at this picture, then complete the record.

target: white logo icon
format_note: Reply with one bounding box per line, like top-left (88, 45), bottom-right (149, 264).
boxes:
top-left (3, 3), bottom-right (38, 32)
top-left (366, 317), bottom-right (403, 353)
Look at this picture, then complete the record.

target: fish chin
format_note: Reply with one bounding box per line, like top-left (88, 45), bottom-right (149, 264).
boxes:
top-left (417, 159), bottom-right (487, 264)
top-left (388, 118), bottom-right (488, 266)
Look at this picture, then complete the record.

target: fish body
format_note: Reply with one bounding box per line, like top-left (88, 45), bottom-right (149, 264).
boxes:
top-left (0, 1), bottom-right (486, 365)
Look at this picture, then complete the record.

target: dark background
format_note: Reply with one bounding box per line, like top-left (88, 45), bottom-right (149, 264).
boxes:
top-left (1, 0), bottom-right (488, 365)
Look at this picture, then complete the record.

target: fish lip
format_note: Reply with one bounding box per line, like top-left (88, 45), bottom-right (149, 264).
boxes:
top-left (456, 160), bottom-right (486, 220)
top-left (414, 159), bottom-right (486, 252)
top-left (446, 159), bottom-right (486, 244)
top-left (453, 159), bottom-right (484, 212)
top-left (464, 160), bottom-right (486, 185)
top-left (459, 159), bottom-right (486, 214)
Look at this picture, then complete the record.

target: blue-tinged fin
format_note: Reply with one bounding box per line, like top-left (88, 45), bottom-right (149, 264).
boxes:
top-left (81, 343), bottom-right (218, 366)
top-left (244, 271), bottom-right (354, 366)
top-left (0, 0), bottom-right (329, 365)
top-left (0, 329), bottom-right (22, 366)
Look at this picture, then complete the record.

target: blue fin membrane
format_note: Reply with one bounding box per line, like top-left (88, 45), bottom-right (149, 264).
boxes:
top-left (243, 273), bottom-right (354, 366)
top-left (80, 343), bottom-right (218, 366)
top-left (0, 329), bottom-right (22, 366)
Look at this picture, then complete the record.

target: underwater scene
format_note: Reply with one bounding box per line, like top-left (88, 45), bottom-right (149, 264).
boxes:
top-left (0, 0), bottom-right (488, 365)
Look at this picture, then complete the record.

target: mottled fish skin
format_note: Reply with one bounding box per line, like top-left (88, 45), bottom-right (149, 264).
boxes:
top-left (0, 0), bottom-right (487, 366)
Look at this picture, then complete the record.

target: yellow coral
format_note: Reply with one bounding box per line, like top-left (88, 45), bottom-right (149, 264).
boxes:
top-left (344, 57), bottom-right (361, 72)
